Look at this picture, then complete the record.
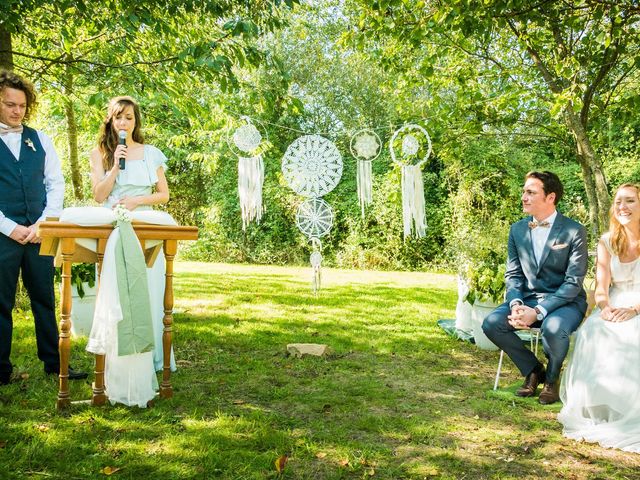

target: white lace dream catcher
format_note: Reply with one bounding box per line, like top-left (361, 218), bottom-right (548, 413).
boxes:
top-left (228, 117), bottom-right (267, 231)
top-left (282, 134), bottom-right (343, 293)
top-left (350, 129), bottom-right (381, 218)
top-left (281, 134), bottom-right (343, 197)
top-left (296, 198), bottom-right (334, 292)
top-left (389, 124), bottom-right (432, 239)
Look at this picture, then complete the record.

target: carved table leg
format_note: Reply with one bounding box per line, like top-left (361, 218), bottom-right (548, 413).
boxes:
top-left (91, 354), bottom-right (107, 405)
top-left (91, 240), bottom-right (108, 406)
top-left (56, 238), bottom-right (76, 410)
top-left (160, 240), bottom-right (177, 399)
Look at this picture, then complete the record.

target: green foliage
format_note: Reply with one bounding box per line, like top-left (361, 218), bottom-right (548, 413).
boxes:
top-left (54, 264), bottom-right (96, 299)
top-left (14, 277), bottom-right (31, 312)
top-left (7, 0), bottom-right (640, 271)
top-left (464, 251), bottom-right (507, 305)
top-left (351, 0), bottom-right (640, 233)
top-left (443, 137), bottom-right (535, 268)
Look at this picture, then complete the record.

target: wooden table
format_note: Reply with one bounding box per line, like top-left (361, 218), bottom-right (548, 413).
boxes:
top-left (38, 221), bottom-right (198, 410)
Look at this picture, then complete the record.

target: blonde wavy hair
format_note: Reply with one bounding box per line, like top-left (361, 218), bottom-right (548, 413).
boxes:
top-left (609, 183), bottom-right (640, 256)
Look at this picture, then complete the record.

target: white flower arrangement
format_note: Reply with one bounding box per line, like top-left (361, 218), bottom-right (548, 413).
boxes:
top-left (113, 204), bottom-right (132, 223)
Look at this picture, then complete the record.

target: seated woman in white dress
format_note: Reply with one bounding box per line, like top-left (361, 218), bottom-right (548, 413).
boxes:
top-left (88, 96), bottom-right (176, 406)
top-left (559, 183), bottom-right (640, 453)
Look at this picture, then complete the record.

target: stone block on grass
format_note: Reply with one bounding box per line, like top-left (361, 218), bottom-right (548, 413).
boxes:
top-left (286, 343), bottom-right (331, 358)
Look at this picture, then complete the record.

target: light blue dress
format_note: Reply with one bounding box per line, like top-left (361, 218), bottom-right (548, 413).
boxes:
top-left (104, 145), bottom-right (177, 372)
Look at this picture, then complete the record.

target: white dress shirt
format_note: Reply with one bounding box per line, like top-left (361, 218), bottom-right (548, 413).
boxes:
top-left (531, 210), bottom-right (557, 265)
top-left (509, 210), bottom-right (558, 318)
top-left (0, 123), bottom-right (65, 237)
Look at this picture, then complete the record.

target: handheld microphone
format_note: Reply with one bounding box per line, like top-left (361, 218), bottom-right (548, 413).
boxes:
top-left (118, 130), bottom-right (127, 170)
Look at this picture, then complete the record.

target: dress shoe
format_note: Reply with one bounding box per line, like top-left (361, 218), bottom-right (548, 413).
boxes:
top-left (538, 381), bottom-right (560, 405)
top-left (45, 366), bottom-right (88, 380)
top-left (515, 368), bottom-right (546, 397)
top-left (0, 371), bottom-right (10, 386)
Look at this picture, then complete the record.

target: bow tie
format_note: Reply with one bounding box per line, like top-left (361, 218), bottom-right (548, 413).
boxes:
top-left (0, 124), bottom-right (23, 136)
top-left (529, 220), bottom-right (551, 229)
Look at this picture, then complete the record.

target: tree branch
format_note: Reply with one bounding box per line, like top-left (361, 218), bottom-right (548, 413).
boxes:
top-left (506, 18), bottom-right (564, 93)
top-left (602, 63), bottom-right (638, 111)
top-left (581, 38), bottom-right (621, 127)
top-left (0, 49), bottom-right (180, 68)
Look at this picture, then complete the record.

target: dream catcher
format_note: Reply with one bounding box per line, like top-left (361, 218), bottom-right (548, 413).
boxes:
top-left (282, 134), bottom-right (343, 293)
top-left (296, 198), bottom-right (334, 293)
top-left (389, 124), bottom-right (432, 239)
top-left (227, 116), bottom-right (268, 231)
top-left (349, 129), bottom-right (382, 218)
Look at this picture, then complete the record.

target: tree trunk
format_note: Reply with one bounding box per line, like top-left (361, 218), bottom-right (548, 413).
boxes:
top-left (0, 24), bottom-right (13, 70)
top-left (575, 153), bottom-right (599, 241)
top-left (63, 65), bottom-right (84, 200)
top-left (563, 107), bottom-right (610, 234)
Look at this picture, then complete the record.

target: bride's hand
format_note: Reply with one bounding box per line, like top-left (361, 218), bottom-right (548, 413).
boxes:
top-left (606, 307), bottom-right (636, 323)
top-left (600, 305), bottom-right (614, 321)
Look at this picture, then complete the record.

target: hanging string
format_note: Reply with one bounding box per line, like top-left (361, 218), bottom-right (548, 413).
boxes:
top-left (224, 108), bottom-right (428, 138)
top-left (310, 238), bottom-right (323, 295)
top-left (238, 155), bottom-right (265, 230)
top-left (401, 164), bottom-right (427, 238)
top-left (356, 159), bottom-right (373, 218)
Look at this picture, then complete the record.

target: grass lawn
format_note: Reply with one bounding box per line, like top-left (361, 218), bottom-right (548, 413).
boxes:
top-left (1, 262), bottom-right (639, 479)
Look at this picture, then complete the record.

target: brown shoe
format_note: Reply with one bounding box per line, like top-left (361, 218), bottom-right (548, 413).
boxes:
top-left (538, 382), bottom-right (560, 405)
top-left (515, 368), bottom-right (546, 397)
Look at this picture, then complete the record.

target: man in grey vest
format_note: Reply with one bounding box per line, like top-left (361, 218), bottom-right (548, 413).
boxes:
top-left (0, 70), bottom-right (86, 385)
top-left (482, 171), bottom-right (588, 404)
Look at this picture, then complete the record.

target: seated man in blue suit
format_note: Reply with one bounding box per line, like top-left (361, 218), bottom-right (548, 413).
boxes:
top-left (483, 171), bottom-right (588, 404)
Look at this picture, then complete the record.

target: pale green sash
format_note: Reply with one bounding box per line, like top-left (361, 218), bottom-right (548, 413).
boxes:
top-left (114, 219), bottom-right (155, 356)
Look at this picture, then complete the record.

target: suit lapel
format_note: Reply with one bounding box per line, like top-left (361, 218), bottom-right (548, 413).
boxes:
top-left (522, 217), bottom-right (536, 267)
top-left (515, 217), bottom-right (539, 281)
top-left (536, 213), bottom-right (564, 273)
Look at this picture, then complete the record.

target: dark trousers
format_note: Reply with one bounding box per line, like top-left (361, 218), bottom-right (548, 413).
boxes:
top-left (482, 300), bottom-right (585, 383)
top-left (0, 234), bottom-right (59, 375)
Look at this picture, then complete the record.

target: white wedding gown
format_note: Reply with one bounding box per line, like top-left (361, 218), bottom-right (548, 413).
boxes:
top-left (559, 234), bottom-right (640, 453)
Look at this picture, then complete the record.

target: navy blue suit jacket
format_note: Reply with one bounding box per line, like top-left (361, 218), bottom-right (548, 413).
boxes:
top-left (505, 212), bottom-right (588, 315)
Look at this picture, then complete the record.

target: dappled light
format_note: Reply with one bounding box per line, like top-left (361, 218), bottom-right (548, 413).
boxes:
top-left (1, 262), bottom-right (638, 478)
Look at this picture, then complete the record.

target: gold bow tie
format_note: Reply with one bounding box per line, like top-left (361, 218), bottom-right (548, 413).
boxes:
top-left (528, 220), bottom-right (550, 229)
top-left (0, 124), bottom-right (23, 136)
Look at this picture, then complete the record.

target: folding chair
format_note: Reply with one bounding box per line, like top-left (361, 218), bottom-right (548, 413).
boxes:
top-left (493, 288), bottom-right (595, 391)
top-left (493, 328), bottom-right (541, 390)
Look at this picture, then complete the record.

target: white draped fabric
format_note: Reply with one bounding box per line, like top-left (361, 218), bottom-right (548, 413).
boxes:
top-left (238, 154), bottom-right (264, 230)
top-left (356, 159), bottom-right (373, 219)
top-left (559, 234), bottom-right (640, 452)
top-left (400, 164), bottom-right (426, 239)
top-left (60, 207), bottom-right (177, 408)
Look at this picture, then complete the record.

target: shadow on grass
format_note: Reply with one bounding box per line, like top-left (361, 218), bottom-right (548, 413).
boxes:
top-left (0, 264), bottom-right (638, 479)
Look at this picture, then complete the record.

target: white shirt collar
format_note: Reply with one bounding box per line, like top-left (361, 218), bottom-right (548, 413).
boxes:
top-left (533, 210), bottom-right (557, 226)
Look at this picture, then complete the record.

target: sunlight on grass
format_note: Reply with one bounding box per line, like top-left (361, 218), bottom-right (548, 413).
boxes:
top-left (0, 262), bottom-right (638, 479)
